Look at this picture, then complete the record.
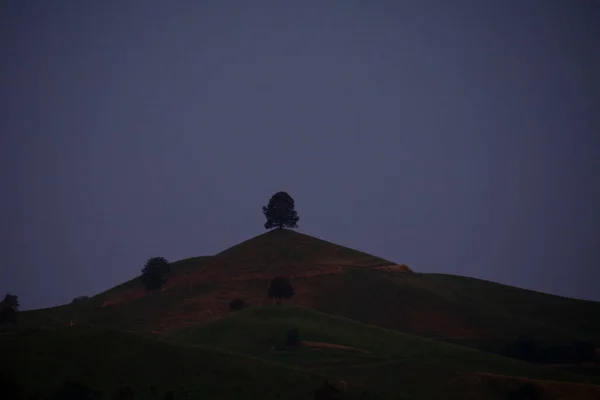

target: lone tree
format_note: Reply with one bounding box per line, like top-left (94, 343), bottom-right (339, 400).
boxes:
top-left (141, 257), bottom-right (171, 290)
top-left (0, 294), bottom-right (19, 325)
top-left (268, 277), bottom-right (294, 305)
top-left (1, 294), bottom-right (19, 309)
top-left (262, 191), bottom-right (299, 230)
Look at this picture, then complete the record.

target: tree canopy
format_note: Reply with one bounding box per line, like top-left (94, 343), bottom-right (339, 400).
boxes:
top-left (141, 257), bottom-right (171, 290)
top-left (1, 294), bottom-right (19, 309)
top-left (0, 294), bottom-right (19, 325)
top-left (262, 192), bottom-right (299, 230)
top-left (267, 277), bottom-right (295, 304)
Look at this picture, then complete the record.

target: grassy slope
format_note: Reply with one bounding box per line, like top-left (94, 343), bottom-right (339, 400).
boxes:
top-left (12, 230), bottom-right (600, 346)
top-left (312, 268), bottom-right (600, 342)
top-left (168, 306), bottom-right (600, 400)
top-left (397, 273), bottom-right (600, 345)
top-left (216, 229), bottom-right (396, 267)
top-left (0, 327), bottom-right (383, 400)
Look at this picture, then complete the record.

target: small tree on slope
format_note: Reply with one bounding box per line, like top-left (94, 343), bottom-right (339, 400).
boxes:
top-left (268, 277), bottom-right (295, 305)
top-left (262, 191), bottom-right (299, 230)
top-left (141, 257), bottom-right (171, 290)
top-left (0, 294), bottom-right (19, 325)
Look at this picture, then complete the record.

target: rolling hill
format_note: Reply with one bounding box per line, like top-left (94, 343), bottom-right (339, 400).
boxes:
top-left (14, 230), bottom-right (600, 344)
top-left (5, 229), bottom-right (600, 399)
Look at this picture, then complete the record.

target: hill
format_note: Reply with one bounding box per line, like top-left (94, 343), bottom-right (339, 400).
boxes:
top-left (12, 230), bottom-right (600, 349)
top-left (5, 229), bottom-right (600, 399)
top-left (167, 305), bottom-right (600, 399)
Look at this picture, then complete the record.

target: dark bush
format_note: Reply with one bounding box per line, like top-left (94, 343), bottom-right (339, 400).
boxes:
top-left (0, 294), bottom-right (20, 326)
top-left (0, 306), bottom-right (18, 325)
top-left (268, 277), bottom-right (294, 304)
top-left (229, 298), bottom-right (246, 311)
top-left (141, 257), bottom-right (171, 290)
top-left (285, 328), bottom-right (300, 348)
top-left (2, 294), bottom-right (19, 308)
top-left (71, 296), bottom-right (89, 304)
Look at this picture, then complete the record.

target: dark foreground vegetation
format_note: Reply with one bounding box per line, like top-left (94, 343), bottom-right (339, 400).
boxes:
top-left (499, 336), bottom-right (598, 365)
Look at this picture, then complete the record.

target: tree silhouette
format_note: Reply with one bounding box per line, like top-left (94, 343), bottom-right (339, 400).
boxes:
top-left (0, 307), bottom-right (18, 325)
top-left (0, 294), bottom-right (19, 325)
top-left (141, 257), bottom-right (171, 290)
top-left (262, 192), bottom-right (299, 230)
top-left (285, 328), bottom-right (300, 348)
top-left (2, 294), bottom-right (19, 309)
top-left (229, 298), bottom-right (246, 311)
top-left (268, 277), bottom-right (294, 304)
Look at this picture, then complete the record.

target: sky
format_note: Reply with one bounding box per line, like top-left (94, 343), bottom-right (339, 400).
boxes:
top-left (1, 1), bottom-right (599, 310)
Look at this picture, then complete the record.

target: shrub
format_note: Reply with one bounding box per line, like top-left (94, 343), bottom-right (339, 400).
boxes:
top-left (141, 257), bottom-right (171, 290)
top-left (71, 296), bottom-right (89, 304)
top-left (268, 277), bottom-right (294, 304)
top-left (0, 306), bottom-right (18, 325)
top-left (285, 328), bottom-right (300, 348)
top-left (229, 298), bottom-right (246, 311)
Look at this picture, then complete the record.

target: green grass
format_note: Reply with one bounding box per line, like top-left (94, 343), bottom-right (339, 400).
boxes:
top-left (167, 305), bottom-right (600, 399)
top-left (394, 273), bottom-right (600, 347)
top-left (0, 326), bottom-right (389, 400)
top-left (170, 305), bottom-right (470, 362)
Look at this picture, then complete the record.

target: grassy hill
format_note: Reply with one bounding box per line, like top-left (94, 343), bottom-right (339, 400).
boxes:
top-left (5, 229), bottom-right (600, 399)
top-left (167, 305), bottom-right (600, 399)
top-left (12, 230), bottom-right (600, 345)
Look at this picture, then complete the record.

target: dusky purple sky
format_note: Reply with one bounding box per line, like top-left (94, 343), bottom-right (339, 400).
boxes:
top-left (1, 1), bottom-right (599, 310)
